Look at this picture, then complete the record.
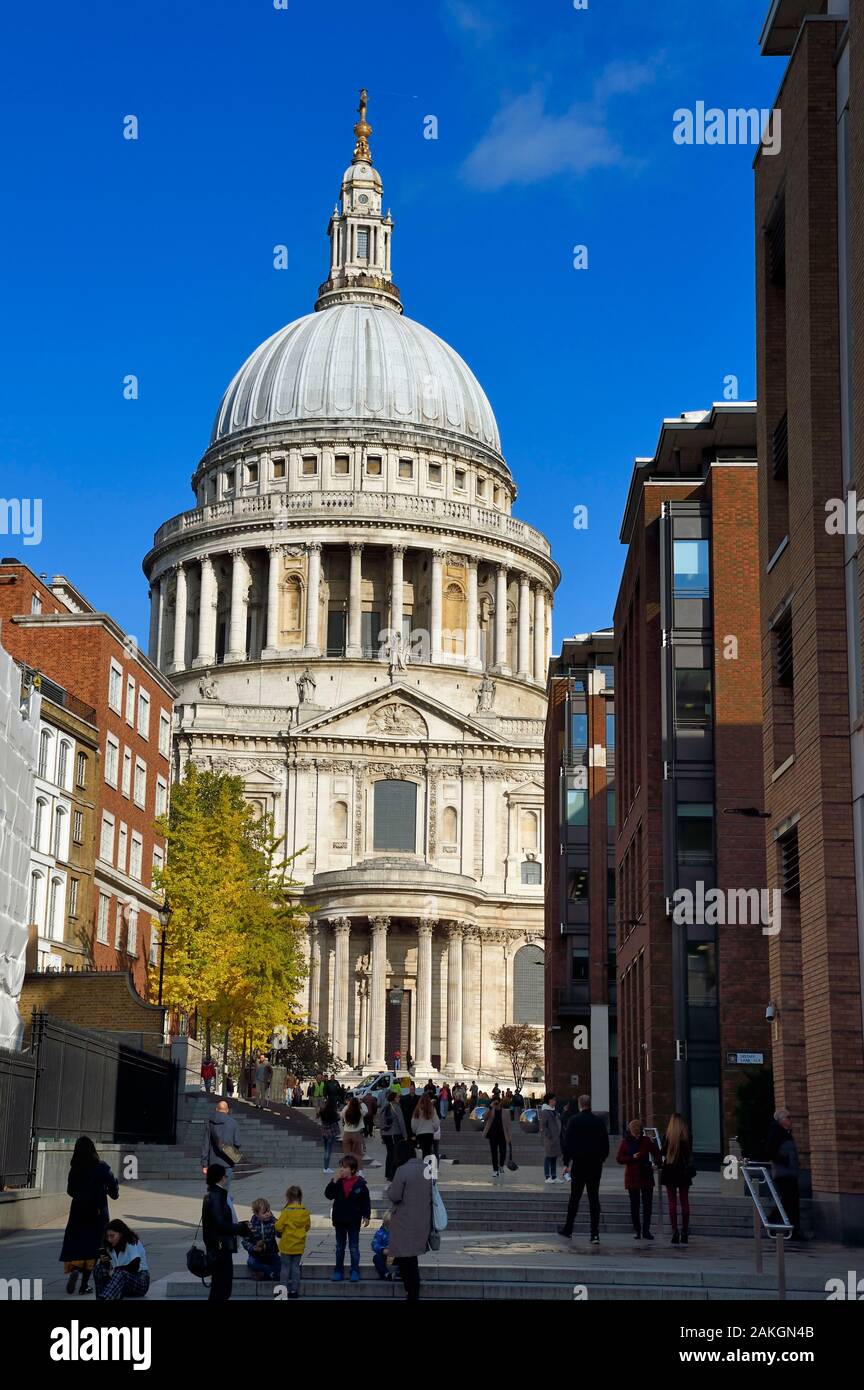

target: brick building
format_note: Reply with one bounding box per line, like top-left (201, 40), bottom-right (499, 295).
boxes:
top-left (755, 0), bottom-right (864, 1242)
top-left (0, 560), bottom-right (176, 998)
top-left (544, 631), bottom-right (617, 1128)
top-left (614, 404), bottom-right (770, 1160)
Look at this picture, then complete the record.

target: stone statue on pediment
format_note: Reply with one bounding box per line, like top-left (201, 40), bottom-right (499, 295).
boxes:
top-left (198, 671), bottom-right (220, 701)
top-left (476, 674), bottom-right (496, 713)
top-left (297, 666), bottom-right (317, 703)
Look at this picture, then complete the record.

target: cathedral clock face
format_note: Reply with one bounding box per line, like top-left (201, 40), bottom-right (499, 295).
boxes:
top-left (358, 194), bottom-right (369, 204)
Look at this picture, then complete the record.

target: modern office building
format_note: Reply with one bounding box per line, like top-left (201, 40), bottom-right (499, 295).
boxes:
top-left (755, 0), bottom-right (864, 1241)
top-left (544, 631), bottom-right (617, 1128)
top-left (614, 404), bottom-right (770, 1159)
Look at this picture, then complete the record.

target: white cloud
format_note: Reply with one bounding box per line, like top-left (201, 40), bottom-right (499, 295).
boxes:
top-left (461, 63), bottom-right (658, 191)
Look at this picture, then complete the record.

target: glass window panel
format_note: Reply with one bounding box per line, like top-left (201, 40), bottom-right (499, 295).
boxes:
top-left (571, 712), bottom-right (588, 747)
top-left (605, 711), bottom-right (615, 749)
top-left (373, 780), bottom-right (417, 852)
top-left (677, 802), bottom-right (714, 862)
top-left (675, 668), bottom-right (712, 724)
top-left (566, 789), bottom-right (588, 826)
top-left (673, 538), bottom-right (710, 597)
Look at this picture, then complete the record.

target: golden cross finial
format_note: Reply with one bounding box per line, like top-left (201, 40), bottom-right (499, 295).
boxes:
top-left (352, 87), bottom-right (372, 164)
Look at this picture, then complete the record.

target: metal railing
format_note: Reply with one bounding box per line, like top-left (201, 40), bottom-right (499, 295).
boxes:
top-left (741, 1160), bottom-right (793, 1300)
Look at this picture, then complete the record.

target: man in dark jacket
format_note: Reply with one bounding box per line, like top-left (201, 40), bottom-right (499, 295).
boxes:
top-left (557, 1094), bottom-right (610, 1243)
top-left (202, 1164), bottom-right (250, 1302)
top-left (201, 1101), bottom-right (242, 1187)
top-left (399, 1082), bottom-right (419, 1154)
top-left (765, 1109), bottom-right (802, 1239)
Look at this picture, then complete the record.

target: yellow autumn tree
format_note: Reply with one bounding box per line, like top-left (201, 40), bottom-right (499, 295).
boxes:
top-left (154, 764), bottom-right (307, 1043)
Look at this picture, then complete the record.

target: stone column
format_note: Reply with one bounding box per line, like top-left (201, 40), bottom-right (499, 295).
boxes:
top-left (466, 558), bottom-right (481, 670)
top-left (347, 543), bottom-right (363, 658)
top-left (368, 916), bottom-right (389, 1071)
top-left (263, 544), bottom-right (283, 657)
top-left (517, 574), bottom-right (531, 679)
top-left (226, 548), bottom-right (248, 662)
top-left (308, 923), bottom-right (321, 1030)
top-left (148, 579), bottom-right (161, 664)
top-left (445, 922), bottom-right (464, 1073)
top-left (390, 544), bottom-right (405, 642)
top-left (414, 919), bottom-right (435, 1073)
top-left (533, 585), bottom-right (546, 683)
top-left (331, 917), bottom-right (351, 1063)
top-left (304, 542), bottom-right (322, 655)
top-left (462, 927), bottom-right (481, 1072)
top-left (170, 563), bottom-right (188, 673)
top-left (545, 591), bottom-right (553, 671)
top-left (430, 549), bottom-right (444, 663)
top-left (495, 565), bottom-right (510, 673)
top-left (195, 556), bottom-right (217, 667)
top-left (357, 976), bottom-right (368, 1068)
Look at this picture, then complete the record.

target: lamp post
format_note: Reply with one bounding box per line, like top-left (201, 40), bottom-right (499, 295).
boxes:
top-left (157, 902), bottom-right (170, 1008)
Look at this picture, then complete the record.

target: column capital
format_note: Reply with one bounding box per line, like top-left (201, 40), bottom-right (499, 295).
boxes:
top-left (200, 553), bottom-right (215, 572)
top-left (330, 915), bottom-right (351, 937)
top-left (446, 920), bottom-right (465, 941)
top-left (370, 915), bottom-right (390, 935)
top-left (431, 548), bottom-right (446, 563)
top-left (350, 540), bottom-right (364, 555)
top-left (172, 559), bottom-right (186, 575)
top-left (417, 918), bottom-right (437, 938)
top-left (267, 541), bottom-right (287, 555)
top-left (230, 546), bottom-right (245, 561)
top-left (307, 540), bottom-right (323, 554)
top-left (391, 542), bottom-right (407, 557)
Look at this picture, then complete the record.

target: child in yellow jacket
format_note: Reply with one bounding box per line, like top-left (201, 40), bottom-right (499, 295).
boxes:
top-left (275, 1185), bottom-right (311, 1298)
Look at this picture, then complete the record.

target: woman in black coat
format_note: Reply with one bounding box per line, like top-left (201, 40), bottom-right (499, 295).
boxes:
top-left (202, 1163), bottom-right (250, 1302)
top-left (60, 1136), bottom-right (120, 1294)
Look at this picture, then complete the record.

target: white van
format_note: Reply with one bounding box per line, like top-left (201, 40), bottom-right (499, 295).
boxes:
top-left (353, 1071), bottom-right (412, 1105)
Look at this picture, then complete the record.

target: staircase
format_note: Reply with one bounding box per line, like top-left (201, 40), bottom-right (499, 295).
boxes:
top-left (127, 1094), bottom-right (323, 1181)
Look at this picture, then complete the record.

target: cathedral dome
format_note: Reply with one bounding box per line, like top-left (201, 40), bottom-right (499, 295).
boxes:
top-left (210, 304), bottom-right (501, 454)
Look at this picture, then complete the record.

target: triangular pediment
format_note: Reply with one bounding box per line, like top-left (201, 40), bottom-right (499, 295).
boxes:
top-left (294, 681), bottom-right (506, 744)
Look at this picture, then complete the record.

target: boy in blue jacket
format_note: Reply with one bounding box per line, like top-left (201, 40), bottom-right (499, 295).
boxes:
top-left (324, 1155), bottom-right (371, 1283)
top-left (371, 1211), bottom-right (392, 1280)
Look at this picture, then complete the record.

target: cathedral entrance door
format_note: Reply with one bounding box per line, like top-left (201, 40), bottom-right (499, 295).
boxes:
top-left (384, 987), bottom-right (412, 1070)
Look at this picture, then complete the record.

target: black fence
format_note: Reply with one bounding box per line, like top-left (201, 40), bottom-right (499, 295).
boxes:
top-left (0, 1013), bottom-right (178, 1188)
top-left (0, 1046), bottom-right (37, 1187)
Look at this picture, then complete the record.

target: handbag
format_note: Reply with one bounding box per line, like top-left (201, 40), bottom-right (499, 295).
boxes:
top-left (186, 1219), bottom-right (212, 1284)
top-left (505, 1142), bottom-right (519, 1172)
top-left (431, 1180), bottom-right (448, 1232)
top-left (219, 1143), bottom-right (242, 1166)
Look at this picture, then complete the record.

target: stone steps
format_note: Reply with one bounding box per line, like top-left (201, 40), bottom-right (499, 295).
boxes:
top-left (165, 1259), bottom-right (823, 1302)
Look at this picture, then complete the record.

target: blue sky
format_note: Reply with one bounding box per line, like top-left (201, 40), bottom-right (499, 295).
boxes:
top-left (0, 0), bottom-right (784, 647)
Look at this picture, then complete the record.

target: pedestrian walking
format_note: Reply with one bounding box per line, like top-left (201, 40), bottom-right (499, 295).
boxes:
top-left (765, 1108), bottom-right (803, 1239)
top-left (557, 1095), bottom-right (610, 1243)
top-left (254, 1055), bottom-right (273, 1108)
top-left (539, 1093), bottom-right (563, 1183)
top-left (200, 1100), bottom-right (242, 1188)
top-left (468, 1081), bottom-right (479, 1113)
top-left (399, 1081), bottom-right (419, 1155)
top-left (340, 1096), bottom-right (367, 1165)
top-left (319, 1095), bottom-right (341, 1172)
top-left (224, 1072), bottom-right (235, 1099)
top-left (393, 1048), bottom-right (402, 1072)
top-left (379, 1089), bottom-right (407, 1179)
top-left (617, 1119), bottom-right (661, 1240)
top-left (482, 1097), bottom-right (512, 1180)
top-left (386, 1140), bottom-right (433, 1302)
top-left (513, 1089), bottom-right (525, 1115)
top-left (362, 1091), bottom-right (378, 1138)
top-left (202, 1164), bottom-right (250, 1302)
top-left (325, 1155), bottom-right (371, 1283)
top-left (452, 1089), bottom-right (466, 1133)
top-left (311, 1073), bottom-right (326, 1113)
top-left (93, 1220), bottom-right (150, 1301)
top-left (242, 1197), bottom-right (281, 1280)
top-left (438, 1082), bottom-right (451, 1121)
top-left (60, 1136), bottom-right (120, 1295)
top-left (411, 1094), bottom-right (441, 1159)
top-left (275, 1185), bottom-right (311, 1298)
top-left (661, 1113), bottom-right (695, 1246)
top-left (200, 1057), bottom-right (216, 1093)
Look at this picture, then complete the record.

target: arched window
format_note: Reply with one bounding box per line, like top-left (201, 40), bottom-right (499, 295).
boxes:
top-left (29, 871), bottom-right (42, 927)
top-left (38, 729), bottom-right (51, 779)
top-left (33, 797), bottom-right (47, 850)
top-left (49, 877), bottom-right (64, 936)
top-left (443, 805), bottom-right (458, 844)
top-left (513, 943), bottom-right (544, 1024)
top-left (58, 740), bottom-right (71, 788)
top-left (332, 800), bottom-right (348, 840)
top-left (54, 807), bottom-right (66, 861)
top-left (520, 809), bottom-right (539, 850)
top-left (373, 780), bottom-right (417, 852)
top-left (521, 860), bottom-right (542, 885)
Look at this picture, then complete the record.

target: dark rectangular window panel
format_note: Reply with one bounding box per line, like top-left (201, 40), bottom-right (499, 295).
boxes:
top-left (567, 866), bottom-right (589, 902)
top-left (778, 828), bottom-right (800, 900)
top-left (362, 610), bottom-right (383, 658)
top-left (773, 606), bottom-right (794, 689)
top-left (766, 200), bottom-right (786, 286)
top-left (373, 779), bottom-right (417, 852)
top-left (607, 784), bottom-right (615, 828)
top-left (597, 663), bottom-right (614, 689)
top-left (605, 712), bottom-right (615, 749)
top-left (675, 668), bottom-right (713, 726)
top-left (326, 610), bottom-right (346, 657)
top-left (772, 412), bottom-right (789, 480)
top-left (677, 802), bottom-right (714, 864)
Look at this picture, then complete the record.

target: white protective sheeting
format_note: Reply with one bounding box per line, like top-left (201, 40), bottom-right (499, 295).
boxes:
top-left (0, 642), bottom-right (40, 1050)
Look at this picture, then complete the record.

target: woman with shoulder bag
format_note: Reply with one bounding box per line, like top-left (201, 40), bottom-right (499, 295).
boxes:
top-left (202, 1164), bottom-right (251, 1301)
top-left (661, 1113), bottom-right (695, 1246)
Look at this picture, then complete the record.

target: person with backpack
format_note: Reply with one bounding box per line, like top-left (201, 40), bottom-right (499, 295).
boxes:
top-left (60, 1137), bottom-right (120, 1296)
top-left (200, 1057), bottom-right (216, 1093)
top-left (379, 1089), bottom-right (408, 1179)
top-left (661, 1113), bottom-right (695, 1246)
top-left (202, 1164), bottom-right (250, 1302)
top-left (617, 1119), bottom-right (661, 1240)
top-left (200, 1100), bottom-right (242, 1188)
top-left (557, 1095), bottom-right (610, 1243)
top-left (325, 1155), bottom-right (371, 1283)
